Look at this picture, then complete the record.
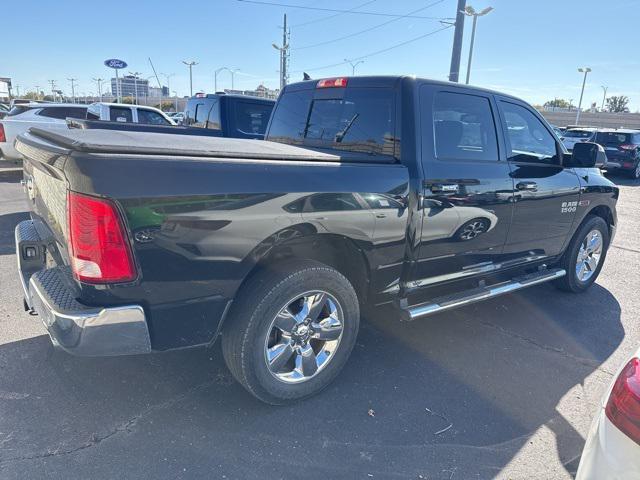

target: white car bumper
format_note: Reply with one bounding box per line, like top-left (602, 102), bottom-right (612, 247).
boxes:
top-left (576, 410), bottom-right (640, 480)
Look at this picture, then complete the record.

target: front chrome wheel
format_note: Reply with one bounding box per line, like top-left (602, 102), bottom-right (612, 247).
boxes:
top-left (264, 291), bottom-right (344, 384)
top-left (576, 229), bottom-right (603, 282)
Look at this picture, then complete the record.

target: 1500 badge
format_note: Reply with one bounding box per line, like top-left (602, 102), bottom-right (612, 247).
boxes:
top-left (561, 201), bottom-right (578, 213)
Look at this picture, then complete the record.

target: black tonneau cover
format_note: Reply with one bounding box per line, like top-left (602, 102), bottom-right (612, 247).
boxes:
top-left (22, 128), bottom-right (397, 164)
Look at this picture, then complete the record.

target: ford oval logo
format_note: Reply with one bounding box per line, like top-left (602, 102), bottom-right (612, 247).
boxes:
top-left (104, 58), bottom-right (128, 69)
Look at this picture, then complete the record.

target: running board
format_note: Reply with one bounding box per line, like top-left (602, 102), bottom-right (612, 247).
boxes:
top-left (404, 268), bottom-right (566, 321)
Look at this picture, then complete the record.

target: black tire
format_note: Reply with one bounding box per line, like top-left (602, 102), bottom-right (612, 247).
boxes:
top-left (221, 259), bottom-right (359, 405)
top-left (554, 215), bottom-right (610, 293)
top-left (628, 161), bottom-right (640, 179)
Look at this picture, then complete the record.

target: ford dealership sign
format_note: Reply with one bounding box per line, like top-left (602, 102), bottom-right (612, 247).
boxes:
top-left (104, 59), bottom-right (128, 69)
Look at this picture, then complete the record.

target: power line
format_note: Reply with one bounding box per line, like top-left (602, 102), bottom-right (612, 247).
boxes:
top-left (236, 0), bottom-right (445, 19)
top-left (291, 0), bottom-right (377, 28)
top-left (293, 0), bottom-right (446, 50)
top-left (292, 23), bottom-right (454, 73)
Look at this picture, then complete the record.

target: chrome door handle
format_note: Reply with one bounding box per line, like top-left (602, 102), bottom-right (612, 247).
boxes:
top-left (516, 181), bottom-right (538, 191)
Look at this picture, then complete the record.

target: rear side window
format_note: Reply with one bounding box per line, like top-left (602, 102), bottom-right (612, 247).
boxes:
top-left (233, 101), bottom-right (272, 135)
top-left (500, 101), bottom-right (558, 164)
top-left (268, 87), bottom-right (396, 156)
top-left (110, 107), bottom-right (132, 123)
top-left (432, 91), bottom-right (499, 161)
top-left (38, 107), bottom-right (87, 120)
top-left (563, 130), bottom-right (594, 138)
top-left (7, 106), bottom-right (37, 117)
top-left (137, 109), bottom-right (170, 125)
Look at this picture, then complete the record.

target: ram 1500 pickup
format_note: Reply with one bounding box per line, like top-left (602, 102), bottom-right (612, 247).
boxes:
top-left (14, 76), bottom-right (618, 404)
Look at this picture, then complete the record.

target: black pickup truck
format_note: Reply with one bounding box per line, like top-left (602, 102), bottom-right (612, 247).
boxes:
top-left (14, 76), bottom-right (618, 404)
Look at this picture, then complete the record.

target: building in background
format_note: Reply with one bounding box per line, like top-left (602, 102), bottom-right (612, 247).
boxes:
top-left (148, 86), bottom-right (169, 98)
top-left (111, 75), bottom-right (149, 98)
top-left (0, 77), bottom-right (11, 101)
top-left (223, 84), bottom-right (279, 99)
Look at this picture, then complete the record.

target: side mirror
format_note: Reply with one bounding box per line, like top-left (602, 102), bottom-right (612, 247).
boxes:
top-left (564, 142), bottom-right (603, 168)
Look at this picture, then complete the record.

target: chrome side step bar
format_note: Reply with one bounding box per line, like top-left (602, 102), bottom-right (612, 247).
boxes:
top-left (404, 268), bottom-right (566, 321)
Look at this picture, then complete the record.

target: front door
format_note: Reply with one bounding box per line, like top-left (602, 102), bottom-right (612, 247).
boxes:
top-left (412, 86), bottom-right (515, 290)
top-left (496, 99), bottom-right (581, 260)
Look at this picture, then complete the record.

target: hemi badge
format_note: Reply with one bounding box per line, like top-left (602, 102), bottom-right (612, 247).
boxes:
top-left (578, 200), bottom-right (591, 207)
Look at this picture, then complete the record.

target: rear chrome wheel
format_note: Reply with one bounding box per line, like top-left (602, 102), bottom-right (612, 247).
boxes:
top-left (264, 291), bottom-right (344, 384)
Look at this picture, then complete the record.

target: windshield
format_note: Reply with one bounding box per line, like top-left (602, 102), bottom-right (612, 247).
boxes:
top-left (267, 87), bottom-right (396, 157)
top-left (563, 129), bottom-right (594, 138)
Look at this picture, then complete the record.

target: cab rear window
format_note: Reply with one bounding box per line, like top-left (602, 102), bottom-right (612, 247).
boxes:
top-left (267, 87), bottom-right (396, 157)
top-left (563, 130), bottom-right (594, 138)
top-left (595, 132), bottom-right (633, 145)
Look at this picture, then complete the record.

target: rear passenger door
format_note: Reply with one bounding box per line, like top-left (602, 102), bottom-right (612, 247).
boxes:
top-left (496, 98), bottom-right (581, 259)
top-left (414, 86), bottom-right (515, 287)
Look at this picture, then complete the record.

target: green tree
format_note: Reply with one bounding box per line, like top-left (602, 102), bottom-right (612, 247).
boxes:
top-left (544, 98), bottom-right (570, 109)
top-left (22, 91), bottom-right (41, 100)
top-left (606, 95), bottom-right (630, 113)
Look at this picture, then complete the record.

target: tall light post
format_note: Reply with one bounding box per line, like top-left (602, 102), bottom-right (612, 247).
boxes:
top-left (214, 67), bottom-right (228, 92)
top-left (161, 72), bottom-right (174, 99)
top-left (93, 78), bottom-right (104, 102)
top-left (67, 78), bottom-right (77, 103)
top-left (182, 60), bottom-right (198, 96)
top-left (48, 80), bottom-right (57, 102)
top-left (344, 59), bottom-right (364, 76)
top-left (129, 71), bottom-right (141, 105)
top-left (172, 90), bottom-right (178, 112)
top-left (463, 6), bottom-right (493, 85)
top-left (228, 68), bottom-right (239, 90)
top-left (576, 67), bottom-right (591, 125)
top-left (600, 85), bottom-right (608, 112)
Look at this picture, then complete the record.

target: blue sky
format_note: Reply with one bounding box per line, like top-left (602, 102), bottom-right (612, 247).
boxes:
top-left (3, 0), bottom-right (639, 110)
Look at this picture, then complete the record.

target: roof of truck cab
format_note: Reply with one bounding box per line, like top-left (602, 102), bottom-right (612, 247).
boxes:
top-left (285, 75), bottom-right (527, 102)
top-left (22, 128), bottom-right (397, 164)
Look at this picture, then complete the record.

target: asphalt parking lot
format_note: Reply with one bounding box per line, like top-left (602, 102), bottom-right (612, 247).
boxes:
top-left (0, 167), bottom-right (637, 480)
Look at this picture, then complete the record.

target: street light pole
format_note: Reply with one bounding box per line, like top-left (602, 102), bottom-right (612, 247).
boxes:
top-left (576, 67), bottom-right (591, 125)
top-left (172, 90), bottom-right (178, 112)
top-left (600, 85), bottom-right (608, 112)
top-left (182, 60), bottom-right (198, 96)
top-left (214, 67), bottom-right (228, 92)
top-left (344, 59), bottom-right (364, 76)
top-left (229, 68), bottom-right (239, 90)
top-left (463, 6), bottom-right (493, 85)
top-left (129, 71), bottom-right (141, 105)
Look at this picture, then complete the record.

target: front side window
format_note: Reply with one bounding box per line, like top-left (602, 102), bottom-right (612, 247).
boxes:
top-left (110, 107), bottom-right (132, 123)
top-left (432, 91), bottom-right (499, 161)
top-left (137, 109), bottom-right (170, 125)
top-left (500, 101), bottom-right (558, 164)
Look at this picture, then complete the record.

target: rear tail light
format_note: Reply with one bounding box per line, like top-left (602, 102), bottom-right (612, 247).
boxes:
top-left (623, 162), bottom-right (634, 168)
top-left (67, 192), bottom-right (136, 283)
top-left (316, 77), bottom-right (348, 88)
top-left (606, 357), bottom-right (640, 445)
top-left (0, 124), bottom-right (5, 143)
top-left (619, 144), bottom-right (636, 151)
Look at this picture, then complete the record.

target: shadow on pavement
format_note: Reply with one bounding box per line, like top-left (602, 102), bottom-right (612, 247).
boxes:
top-left (0, 211), bottom-right (29, 255)
top-left (0, 169), bottom-right (22, 184)
top-left (0, 281), bottom-right (622, 479)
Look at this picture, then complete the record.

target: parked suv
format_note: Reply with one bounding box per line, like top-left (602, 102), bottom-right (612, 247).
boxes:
top-left (595, 129), bottom-right (640, 178)
top-left (0, 103), bottom-right (87, 162)
top-left (14, 76), bottom-right (617, 404)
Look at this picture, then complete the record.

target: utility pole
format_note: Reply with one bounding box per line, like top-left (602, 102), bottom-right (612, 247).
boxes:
top-left (48, 80), bottom-right (57, 102)
top-left (272, 14), bottom-right (290, 90)
top-left (600, 85), bottom-right (608, 112)
top-left (448, 0), bottom-right (467, 82)
top-left (182, 60), bottom-right (198, 96)
top-left (93, 78), bottom-right (104, 102)
top-left (162, 73), bottom-right (174, 100)
top-left (463, 6), bottom-right (493, 85)
top-left (15, 85), bottom-right (20, 97)
top-left (172, 90), bottom-right (178, 112)
top-left (344, 59), bottom-right (364, 76)
top-left (576, 67), bottom-right (591, 125)
top-left (67, 78), bottom-right (77, 103)
top-left (34, 85), bottom-right (41, 100)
